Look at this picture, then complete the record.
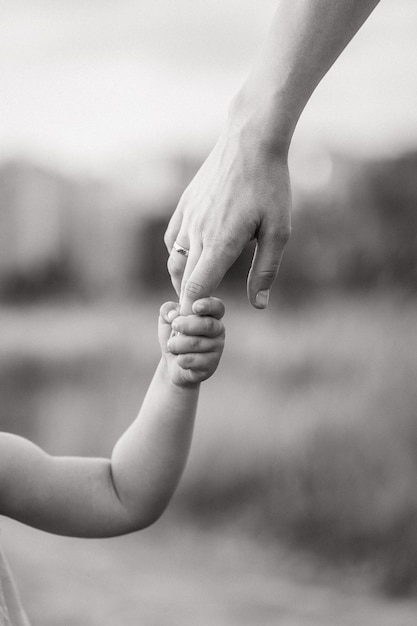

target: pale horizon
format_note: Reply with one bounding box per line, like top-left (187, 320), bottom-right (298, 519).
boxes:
top-left (1, 0), bottom-right (417, 177)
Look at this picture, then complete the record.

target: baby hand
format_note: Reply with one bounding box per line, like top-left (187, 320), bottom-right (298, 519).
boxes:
top-left (159, 297), bottom-right (225, 387)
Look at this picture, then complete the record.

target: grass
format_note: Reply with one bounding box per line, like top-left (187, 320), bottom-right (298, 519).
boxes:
top-left (5, 515), bottom-right (417, 626)
top-left (175, 292), bottom-right (417, 594)
top-left (1, 292), bottom-right (417, 610)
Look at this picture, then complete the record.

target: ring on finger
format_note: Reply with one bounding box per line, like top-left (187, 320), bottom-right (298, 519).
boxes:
top-left (173, 241), bottom-right (189, 257)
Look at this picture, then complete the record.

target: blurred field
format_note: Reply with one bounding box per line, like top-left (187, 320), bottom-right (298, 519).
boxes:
top-left (3, 516), bottom-right (417, 626)
top-left (1, 293), bottom-right (417, 623)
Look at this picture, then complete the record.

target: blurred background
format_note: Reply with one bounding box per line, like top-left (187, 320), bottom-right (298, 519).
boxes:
top-left (1, 1), bottom-right (417, 624)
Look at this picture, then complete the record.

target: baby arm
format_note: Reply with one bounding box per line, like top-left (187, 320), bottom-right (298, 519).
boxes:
top-left (0, 297), bottom-right (225, 538)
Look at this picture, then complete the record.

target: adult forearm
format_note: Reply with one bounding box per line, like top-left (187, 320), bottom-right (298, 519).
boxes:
top-left (231, 0), bottom-right (381, 151)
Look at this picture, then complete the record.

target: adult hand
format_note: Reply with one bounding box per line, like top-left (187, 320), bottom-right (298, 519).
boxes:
top-left (165, 121), bottom-right (292, 314)
top-left (164, 0), bottom-right (382, 315)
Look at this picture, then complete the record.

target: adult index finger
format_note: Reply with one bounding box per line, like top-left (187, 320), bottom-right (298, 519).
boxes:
top-left (180, 246), bottom-right (236, 315)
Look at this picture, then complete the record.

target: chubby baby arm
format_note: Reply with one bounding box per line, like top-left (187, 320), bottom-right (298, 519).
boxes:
top-left (109, 297), bottom-right (226, 530)
top-left (159, 296), bottom-right (225, 387)
top-left (0, 298), bottom-right (225, 538)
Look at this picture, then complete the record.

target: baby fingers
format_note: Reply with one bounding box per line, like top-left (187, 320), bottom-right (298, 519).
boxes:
top-left (171, 315), bottom-right (224, 338)
top-left (191, 297), bottom-right (225, 320)
top-left (176, 352), bottom-right (220, 372)
top-left (159, 301), bottom-right (180, 324)
top-left (167, 333), bottom-right (222, 355)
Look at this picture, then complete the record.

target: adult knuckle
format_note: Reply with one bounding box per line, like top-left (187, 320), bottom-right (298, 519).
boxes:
top-left (275, 224), bottom-right (291, 245)
top-left (205, 235), bottom-right (239, 264)
top-left (184, 280), bottom-right (205, 298)
top-left (258, 268), bottom-right (279, 282)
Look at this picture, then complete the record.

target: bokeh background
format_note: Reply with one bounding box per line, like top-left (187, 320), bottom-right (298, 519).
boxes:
top-left (1, 1), bottom-right (417, 624)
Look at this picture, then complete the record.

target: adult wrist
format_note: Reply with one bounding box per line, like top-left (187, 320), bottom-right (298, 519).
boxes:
top-left (227, 80), bottom-right (295, 158)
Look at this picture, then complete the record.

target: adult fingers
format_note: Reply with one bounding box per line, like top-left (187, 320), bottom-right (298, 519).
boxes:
top-left (191, 297), bottom-right (225, 320)
top-left (247, 223), bottom-right (291, 309)
top-left (166, 233), bottom-right (191, 297)
top-left (171, 314), bottom-right (224, 338)
top-left (177, 240), bottom-right (203, 305)
top-left (180, 245), bottom-right (237, 315)
top-left (164, 206), bottom-right (183, 254)
top-left (178, 239), bottom-right (203, 309)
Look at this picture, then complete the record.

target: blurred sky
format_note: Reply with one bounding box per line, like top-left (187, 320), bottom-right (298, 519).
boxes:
top-left (1, 0), bottom-right (417, 176)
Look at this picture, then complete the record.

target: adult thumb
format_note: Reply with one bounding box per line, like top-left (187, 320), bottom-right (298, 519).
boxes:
top-left (247, 227), bottom-right (290, 308)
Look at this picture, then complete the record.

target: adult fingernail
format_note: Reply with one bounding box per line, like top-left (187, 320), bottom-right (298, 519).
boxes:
top-left (255, 289), bottom-right (270, 308)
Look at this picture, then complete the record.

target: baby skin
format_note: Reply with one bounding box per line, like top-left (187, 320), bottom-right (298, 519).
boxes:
top-left (0, 297), bottom-right (225, 538)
